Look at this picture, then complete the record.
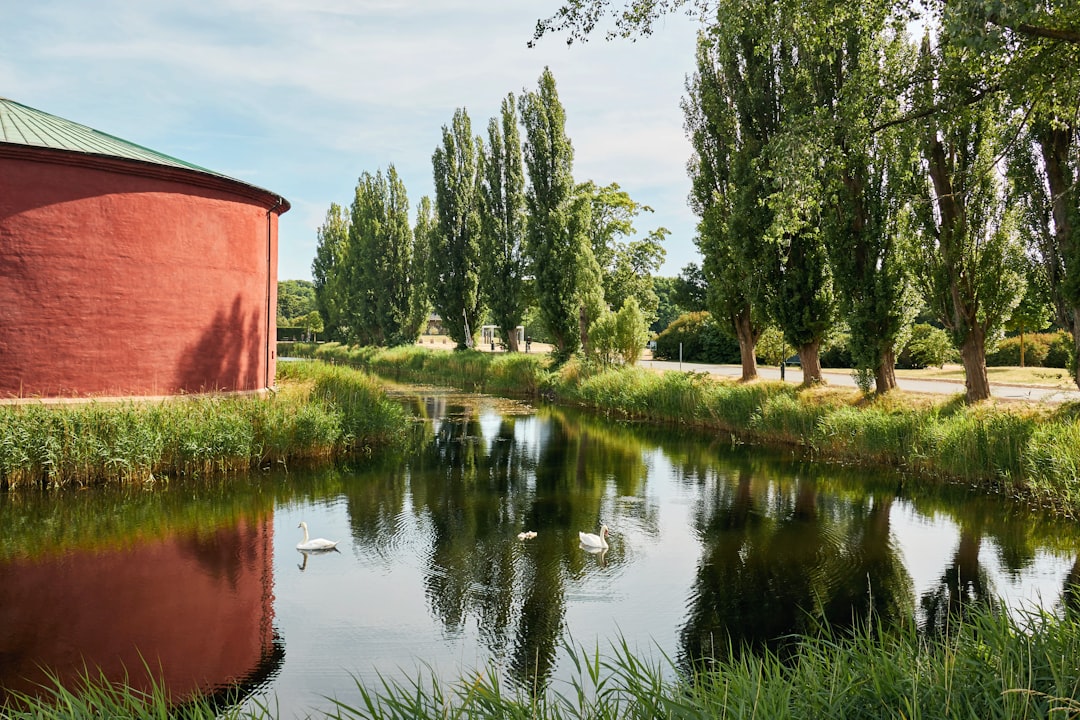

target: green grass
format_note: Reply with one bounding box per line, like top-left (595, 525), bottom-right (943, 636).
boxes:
top-left (0, 362), bottom-right (409, 488)
top-left (9, 605), bottom-right (1080, 719)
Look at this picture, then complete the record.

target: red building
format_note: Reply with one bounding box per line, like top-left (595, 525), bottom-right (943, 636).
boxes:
top-left (0, 98), bottom-right (290, 398)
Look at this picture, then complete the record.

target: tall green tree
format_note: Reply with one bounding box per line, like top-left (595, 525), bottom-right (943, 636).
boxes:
top-left (346, 166), bottom-right (420, 346)
top-left (521, 67), bottom-right (598, 362)
top-left (683, 29), bottom-right (767, 381)
top-left (409, 196), bottom-right (435, 341)
top-left (1008, 115), bottom-right (1080, 385)
top-left (277, 279), bottom-right (317, 326)
top-left (793, 0), bottom-right (919, 393)
top-left (907, 36), bottom-right (1024, 402)
top-left (431, 108), bottom-right (485, 349)
top-left (478, 94), bottom-right (528, 352)
top-left (312, 202), bottom-right (351, 342)
top-left (651, 275), bottom-right (688, 333)
top-left (577, 180), bottom-right (667, 326)
top-left (748, 1), bottom-right (836, 384)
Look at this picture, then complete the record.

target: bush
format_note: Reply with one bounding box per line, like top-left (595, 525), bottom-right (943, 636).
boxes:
top-left (653, 312), bottom-right (741, 363)
top-left (588, 311), bottom-right (620, 366)
top-left (1046, 331), bottom-right (1075, 369)
top-left (986, 335), bottom-right (1050, 367)
top-left (820, 331), bottom-right (853, 368)
top-left (755, 326), bottom-right (790, 366)
top-left (897, 324), bottom-right (953, 369)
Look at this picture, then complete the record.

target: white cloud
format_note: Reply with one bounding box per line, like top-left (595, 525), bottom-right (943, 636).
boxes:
top-left (5, 0), bottom-right (705, 280)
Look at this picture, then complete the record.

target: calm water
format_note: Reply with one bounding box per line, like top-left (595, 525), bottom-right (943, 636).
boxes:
top-left (2, 386), bottom-right (1080, 716)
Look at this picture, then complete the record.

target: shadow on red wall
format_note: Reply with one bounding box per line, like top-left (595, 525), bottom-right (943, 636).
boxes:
top-left (176, 295), bottom-right (264, 392)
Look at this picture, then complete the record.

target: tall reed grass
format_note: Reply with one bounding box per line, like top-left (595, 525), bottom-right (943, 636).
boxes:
top-left (0, 362), bottom-right (408, 488)
top-left (283, 342), bottom-right (552, 396)
top-left (10, 605), bottom-right (1080, 719)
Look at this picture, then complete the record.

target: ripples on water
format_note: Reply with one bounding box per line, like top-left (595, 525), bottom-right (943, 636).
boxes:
top-left (1, 386), bottom-right (1079, 716)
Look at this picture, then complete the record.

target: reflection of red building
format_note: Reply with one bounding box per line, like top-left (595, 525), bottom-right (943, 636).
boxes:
top-left (0, 517), bottom-right (277, 704)
top-left (0, 98), bottom-right (289, 398)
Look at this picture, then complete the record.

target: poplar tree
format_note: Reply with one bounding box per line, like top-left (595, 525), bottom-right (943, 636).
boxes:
top-left (747, 0), bottom-right (835, 383)
top-left (795, 0), bottom-right (919, 393)
top-left (431, 108), bottom-right (484, 349)
top-left (683, 31), bottom-right (765, 381)
top-left (1008, 116), bottom-right (1080, 387)
top-left (409, 195), bottom-right (436, 340)
top-left (478, 94), bottom-right (528, 351)
top-left (347, 171), bottom-right (384, 344)
top-left (521, 67), bottom-right (599, 361)
top-left (908, 36), bottom-right (1023, 402)
top-left (346, 166), bottom-right (420, 346)
top-left (312, 202), bottom-right (350, 342)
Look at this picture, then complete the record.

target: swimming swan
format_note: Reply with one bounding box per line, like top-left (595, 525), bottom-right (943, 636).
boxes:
top-left (579, 524), bottom-right (609, 550)
top-left (297, 521), bottom-right (338, 551)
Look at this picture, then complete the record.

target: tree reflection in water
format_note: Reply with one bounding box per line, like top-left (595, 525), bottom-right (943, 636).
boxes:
top-left (327, 387), bottom-right (1080, 694)
top-left (677, 462), bottom-right (914, 672)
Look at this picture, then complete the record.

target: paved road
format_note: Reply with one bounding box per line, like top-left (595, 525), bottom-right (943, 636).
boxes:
top-left (638, 359), bottom-right (1080, 404)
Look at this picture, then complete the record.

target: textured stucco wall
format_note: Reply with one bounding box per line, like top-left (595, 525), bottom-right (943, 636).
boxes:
top-left (0, 148), bottom-right (283, 397)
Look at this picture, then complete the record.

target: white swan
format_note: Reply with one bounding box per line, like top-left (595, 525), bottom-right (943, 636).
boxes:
top-left (296, 521), bottom-right (338, 551)
top-left (579, 524), bottom-right (609, 550)
top-left (517, 530), bottom-right (537, 540)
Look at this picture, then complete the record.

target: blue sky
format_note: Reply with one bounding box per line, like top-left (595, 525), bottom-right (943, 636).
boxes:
top-left (4, 1), bottom-right (704, 282)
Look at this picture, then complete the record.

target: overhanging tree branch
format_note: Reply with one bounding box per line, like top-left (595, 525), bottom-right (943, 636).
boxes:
top-left (986, 13), bottom-right (1080, 44)
top-left (870, 86), bottom-right (1001, 134)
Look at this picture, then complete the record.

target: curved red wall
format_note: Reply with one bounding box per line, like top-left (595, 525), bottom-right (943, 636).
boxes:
top-left (0, 148), bottom-right (286, 398)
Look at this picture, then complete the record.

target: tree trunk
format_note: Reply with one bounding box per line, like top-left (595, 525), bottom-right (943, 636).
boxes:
top-left (734, 313), bottom-right (759, 382)
top-left (579, 304), bottom-right (589, 356)
top-left (960, 328), bottom-right (992, 402)
top-left (875, 346), bottom-right (897, 394)
top-left (1073, 316), bottom-right (1080, 390)
top-left (1039, 129), bottom-right (1078, 389)
top-left (1020, 328), bottom-right (1026, 368)
top-left (506, 330), bottom-right (520, 353)
top-left (798, 339), bottom-right (823, 385)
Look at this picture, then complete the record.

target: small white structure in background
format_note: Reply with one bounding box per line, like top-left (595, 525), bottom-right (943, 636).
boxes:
top-left (480, 325), bottom-right (525, 349)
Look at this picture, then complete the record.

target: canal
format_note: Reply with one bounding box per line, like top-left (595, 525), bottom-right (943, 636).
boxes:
top-left (1, 385), bottom-right (1078, 716)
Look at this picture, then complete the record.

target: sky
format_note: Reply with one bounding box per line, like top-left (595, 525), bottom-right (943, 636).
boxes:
top-left (3, 0), bottom-right (706, 282)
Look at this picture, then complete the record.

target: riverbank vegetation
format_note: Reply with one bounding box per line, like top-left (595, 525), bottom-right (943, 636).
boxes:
top-left (8, 603), bottom-right (1080, 719)
top-left (284, 342), bottom-right (1080, 514)
top-left (0, 362), bottom-right (408, 489)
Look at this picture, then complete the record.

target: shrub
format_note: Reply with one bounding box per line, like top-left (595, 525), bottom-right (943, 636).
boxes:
top-left (755, 326), bottom-right (790, 365)
top-left (588, 311), bottom-right (620, 366)
top-left (820, 331), bottom-right (853, 368)
top-left (897, 323), bottom-right (953, 369)
top-left (987, 334), bottom-right (1051, 367)
top-left (615, 297), bottom-right (650, 365)
top-left (1046, 331), bottom-right (1075, 369)
top-left (654, 312), bottom-right (740, 363)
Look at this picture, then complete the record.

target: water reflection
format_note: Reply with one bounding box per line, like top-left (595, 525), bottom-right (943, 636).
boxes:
top-left (3, 388), bottom-right (1080, 715)
top-left (677, 462), bottom-right (912, 669)
top-left (0, 516), bottom-right (278, 705)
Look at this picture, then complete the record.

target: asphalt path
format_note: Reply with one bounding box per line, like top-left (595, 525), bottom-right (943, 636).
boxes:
top-left (638, 359), bottom-right (1080, 404)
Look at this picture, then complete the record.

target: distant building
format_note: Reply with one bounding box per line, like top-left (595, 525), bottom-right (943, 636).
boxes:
top-left (0, 98), bottom-right (289, 398)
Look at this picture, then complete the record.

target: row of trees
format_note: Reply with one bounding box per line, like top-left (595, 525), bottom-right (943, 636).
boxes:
top-left (538, 0), bottom-right (1079, 402)
top-left (312, 69), bottom-right (668, 364)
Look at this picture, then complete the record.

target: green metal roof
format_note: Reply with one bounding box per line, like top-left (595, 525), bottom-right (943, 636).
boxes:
top-left (0, 96), bottom-right (231, 181)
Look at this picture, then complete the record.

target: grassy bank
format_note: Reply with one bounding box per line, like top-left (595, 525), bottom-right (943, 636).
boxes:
top-left (8, 605), bottom-right (1080, 719)
top-left (0, 362), bottom-right (409, 489)
top-left (283, 342), bottom-right (1080, 514)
